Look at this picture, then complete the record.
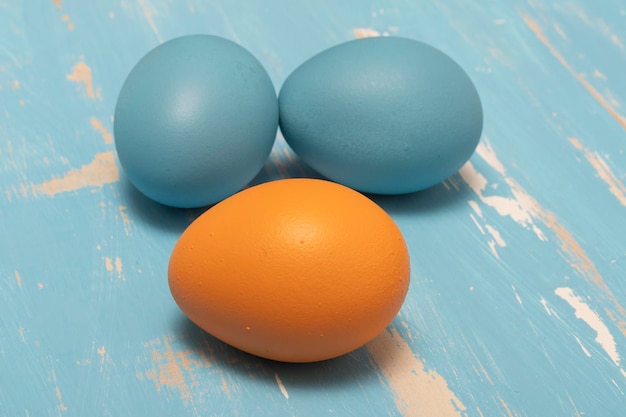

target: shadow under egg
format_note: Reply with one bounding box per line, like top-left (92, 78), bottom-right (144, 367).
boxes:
top-left (172, 313), bottom-right (403, 390)
top-left (118, 172), bottom-right (206, 235)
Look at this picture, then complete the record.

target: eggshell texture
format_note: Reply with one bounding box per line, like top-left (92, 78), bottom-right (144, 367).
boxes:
top-left (168, 178), bottom-right (410, 362)
top-left (279, 36), bottom-right (483, 195)
top-left (114, 35), bottom-right (278, 208)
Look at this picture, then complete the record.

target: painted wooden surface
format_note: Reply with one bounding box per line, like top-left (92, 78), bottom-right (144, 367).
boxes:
top-left (1, 1), bottom-right (625, 416)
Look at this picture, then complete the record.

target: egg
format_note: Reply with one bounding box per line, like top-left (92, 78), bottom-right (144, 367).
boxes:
top-left (168, 178), bottom-right (410, 362)
top-left (279, 36), bottom-right (483, 195)
top-left (114, 35), bottom-right (278, 208)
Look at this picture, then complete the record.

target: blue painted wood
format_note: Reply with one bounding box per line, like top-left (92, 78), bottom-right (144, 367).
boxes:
top-left (1, 1), bottom-right (625, 416)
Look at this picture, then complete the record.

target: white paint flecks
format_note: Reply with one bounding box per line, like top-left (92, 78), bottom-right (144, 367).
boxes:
top-left (467, 194), bottom-right (507, 257)
top-left (531, 225), bottom-right (548, 242)
top-left (540, 297), bottom-right (554, 316)
top-left (105, 257), bottom-right (123, 279)
top-left (555, 287), bottom-right (620, 366)
top-left (522, 14), bottom-right (626, 130)
top-left (34, 151), bottom-right (119, 197)
top-left (553, 23), bottom-right (567, 39)
top-left (459, 162), bottom-right (546, 241)
top-left (469, 213), bottom-right (485, 234)
top-left (353, 28), bottom-right (380, 38)
top-left (564, 3), bottom-right (624, 50)
top-left (485, 225), bottom-right (506, 247)
top-left (60, 13), bottom-right (74, 30)
top-left (593, 69), bottom-right (607, 80)
top-left (115, 258), bottom-right (123, 276)
top-left (66, 61), bottom-right (100, 100)
top-left (137, 0), bottom-right (163, 43)
top-left (144, 336), bottom-right (202, 402)
top-left (90, 117), bottom-right (113, 145)
top-left (141, 335), bottom-right (229, 405)
top-left (512, 285), bottom-right (523, 306)
top-left (97, 345), bottom-right (106, 372)
top-left (468, 200), bottom-right (483, 217)
top-left (105, 257), bottom-right (113, 272)
top-left (475, 140), bottom-right (506, 176)
top-left (463, 143), bottom-right (626, 335)
top-left (485, 224), bottom-right (506, 258)
top-left (487, 241), bottom-right (499, 258)
top-left (55, 386), bottom-right (67, 412)
top-left (367, 328), bottom-right (467, 417)
top-left (569, 138), bottom-right (626, 207)
top-left (118, 205), bottom-right (132, 236)
top-left (274, 374), bottom-right (289, 399)
top-left (573, 335), bottom-right (592, 357)
top-left (18, 326), bottom-right (26, 343)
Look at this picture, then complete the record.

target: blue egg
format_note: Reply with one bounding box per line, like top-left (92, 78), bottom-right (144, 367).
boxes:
top-left (278, 37), bottom-right (483, 195)
top-left (114, 35), bottom-right (278, 208)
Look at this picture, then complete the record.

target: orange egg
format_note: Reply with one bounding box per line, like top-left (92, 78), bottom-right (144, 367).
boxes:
top-left (168, 178), bottom-right (410, 362)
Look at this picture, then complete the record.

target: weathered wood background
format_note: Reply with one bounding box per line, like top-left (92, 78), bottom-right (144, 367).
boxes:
top-left (1, 1), bottom-right (625, 416)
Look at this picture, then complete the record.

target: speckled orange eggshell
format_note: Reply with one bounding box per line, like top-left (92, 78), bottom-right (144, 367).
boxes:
top-left (168, 178), bottom-right (410, 362)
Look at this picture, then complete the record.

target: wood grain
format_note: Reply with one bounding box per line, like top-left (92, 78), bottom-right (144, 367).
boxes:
top-left (1, 1), bottom-right (624, 416)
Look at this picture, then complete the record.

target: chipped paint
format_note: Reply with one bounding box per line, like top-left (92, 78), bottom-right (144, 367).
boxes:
top-left (33, 151), bottom-right (119, 197)
top-left (544, 213), bottom-right (626, 335)
top-left (142, 335), bottom-right (225, 404)
top-left (18, 326), bottom-right (26, 342)
top-left (512, 285), bottom-right (523, 305)
top-left (499, 398), bottom-right (515, 417)
top-left (90, 117), bottom-right (113, 145)
top-left (115, 257), bottom-right (123, 279)
top-left (61, 13), bottom-right (74, 30)
top-left (553, 23), bottom-right (567, 39)
top-left (573, 335), bottom-right (592, 357)
top-left (460, 162), bottom-right (546, 241)
top-left (521, 14), bottom-right (626, 130)
top-left (55, 386), bottom-right (67, 412)
top-left (104, 257), bottom-right (113, 272)
top-left (485, 224), bottom-right (506, 258)
top-left (469, 213), bottom-right (485, 234)
top-left (2, 3), bottom-right (626, 416)
top-left (555, 287), bottom-right (620, 367)
top-left (274, 374), bottom-right (289, 399)
top-left (565, 3), bottom-right (624, 50)
top-left (105, 257), bottom-right (123, 279)
top-left (468, 200), bottom-right (483, 217)
top-left (610, 34), bottom-right (624, 49)
top-left (462, 145), bottom-right (626, 335)
top-left (367, 328), bottom-right (467, 417)
top-left (66, 61), bottom-right (100, 101)
top-left (475, 139), bottom-right (506, 176)
top-left (540, 297), bottom-right (557, 317)
top-left (569, 138), bottom-right (626, 207)
top-left (568, 396), bottom-right (584, 417)
top-left (592, 69), bottom-right (607, 80)
top-left (353, 28), bottom-right (381, 38)
top-left (137, 0), bottom-right (162, 43)
top-left (118, 205), bottom-right (132, 236)
top-left (97, 345), bottom-right (106, 372)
